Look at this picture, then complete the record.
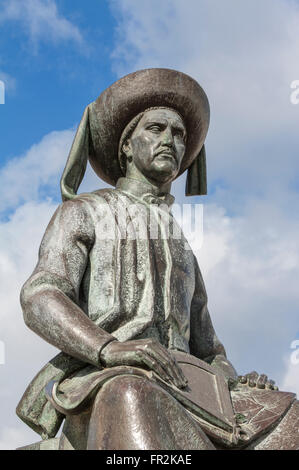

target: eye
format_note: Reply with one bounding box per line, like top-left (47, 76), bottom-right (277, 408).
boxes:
top-left (147, 124), bottom-right (162, 133)
top-left (174, 129), bottom-right (186, 142)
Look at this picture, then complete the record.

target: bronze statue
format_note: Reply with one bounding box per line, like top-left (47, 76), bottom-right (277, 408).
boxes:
top-left (17, 69), bottom-right (299, 450)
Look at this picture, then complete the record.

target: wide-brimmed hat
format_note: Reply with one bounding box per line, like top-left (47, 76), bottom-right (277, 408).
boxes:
top-left (60, 68), bottom-right (210, 200)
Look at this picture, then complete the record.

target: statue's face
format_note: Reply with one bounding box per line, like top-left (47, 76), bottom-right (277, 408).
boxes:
top-left (126, 108), bottom-right (186, 184)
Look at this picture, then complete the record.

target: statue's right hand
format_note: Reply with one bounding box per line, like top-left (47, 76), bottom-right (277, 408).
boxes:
top-left (238, 371), bottom-right (278, 390)
top-left (100, 338), bottom-right (188, 390)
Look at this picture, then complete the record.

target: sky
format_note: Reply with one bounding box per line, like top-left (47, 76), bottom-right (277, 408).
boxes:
top-left (0, 0), bottom-right (299, 449)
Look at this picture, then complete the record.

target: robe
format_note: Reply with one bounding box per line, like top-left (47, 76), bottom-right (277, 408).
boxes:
top-left (16, 177), bottom-right (230, 440)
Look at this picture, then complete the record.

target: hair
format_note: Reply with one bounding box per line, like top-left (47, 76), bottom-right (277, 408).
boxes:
top-left (118, 106), bottom-right (185, 175)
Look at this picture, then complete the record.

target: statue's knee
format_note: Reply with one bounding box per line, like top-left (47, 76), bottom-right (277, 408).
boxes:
top-left (98, 375), bottom-right (154, 407)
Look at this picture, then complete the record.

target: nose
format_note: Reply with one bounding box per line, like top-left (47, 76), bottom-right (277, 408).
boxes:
top-left (161, 127), bottom-right (174, 147)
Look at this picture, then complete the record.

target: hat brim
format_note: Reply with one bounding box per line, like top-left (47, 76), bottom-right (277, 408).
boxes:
top-left (88, 68), bottom-right (210, 187)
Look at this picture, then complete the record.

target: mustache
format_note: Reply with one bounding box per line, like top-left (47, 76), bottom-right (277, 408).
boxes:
top-left (154, 147), bottom-right (177, 162)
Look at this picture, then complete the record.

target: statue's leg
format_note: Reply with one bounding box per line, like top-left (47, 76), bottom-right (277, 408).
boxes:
top-left (59, 409), bottom-right (91, 450)
top-left (248, 400), bottom-right (299, 450)
top-left (86, 375), bottom-right (215, 450)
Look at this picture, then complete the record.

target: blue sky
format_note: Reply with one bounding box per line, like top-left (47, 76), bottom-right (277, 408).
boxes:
top-left (0, 0), bottom-right (299, 449)
top-left (0, 0), bottom-right (117, 164)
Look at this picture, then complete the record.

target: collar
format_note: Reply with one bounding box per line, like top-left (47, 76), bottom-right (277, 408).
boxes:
top-left (116, 177), bottom-right (175, 208)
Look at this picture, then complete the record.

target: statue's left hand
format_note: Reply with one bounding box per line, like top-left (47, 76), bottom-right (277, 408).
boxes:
top-left (238, 371), bottom-right (278, 390)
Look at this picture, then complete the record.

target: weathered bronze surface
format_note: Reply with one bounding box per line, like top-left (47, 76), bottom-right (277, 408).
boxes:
top-left (16, 69), bottom-right (298, 450)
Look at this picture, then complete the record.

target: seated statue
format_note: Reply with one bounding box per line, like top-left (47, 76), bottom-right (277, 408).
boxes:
top-left (16, 69), bottom-right (298, 450)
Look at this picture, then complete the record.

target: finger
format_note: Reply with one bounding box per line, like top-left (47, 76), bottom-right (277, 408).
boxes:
top-left (246, 371), bottom-right (259, 382)
top-left (256, 374), bottom-right (267, 389)
top-left (147, 343), bottom-right (187, 388)
top-left (238, 375), bottom-right (248, 384)
top-left (162, 349), bottom-right (188, 387)
top-left (152, 351), bottom-right (185, 389)
top-left (143, 341), bottom-right (184, 386)
top-left (247, 371), bottom-right (259, 387)
top-left (248, 378), bottom-right (257, 387)
top-left (266, 379), bottom-right (275, 390)
top-left (140, 352), bottom-right (175, 386)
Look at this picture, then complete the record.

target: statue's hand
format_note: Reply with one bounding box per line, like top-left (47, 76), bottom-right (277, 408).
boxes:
top-left (238, 371), bottom-right (279, 390)
top-left (100, 338), bottom-right (188, 389)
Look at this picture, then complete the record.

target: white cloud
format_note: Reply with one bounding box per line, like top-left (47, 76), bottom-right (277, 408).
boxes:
top-left (0, 129), bottom-right (72, 445)
top-left (0, 126), bottom-right (106, 214)
top-left (0, 0), bottom-right (84, 48)
top-left (0, 425), bottom-right (39, 450)
top-left (110, 0), bottom-right (299, 389)
top-left (0, 0), bottom-right (85, 98)
top-left (0, 200), bottom-right (60, 448)
top-left (0, 127), bottom-right (108, 446)
top-left (111, 0), bottom-right (299, 197)
top-left (0, 129), bottom-right (74, 213)
top-left (195, 202), bottom-right (299, 382)
top-left (282, 360), bottom-right (299, 395)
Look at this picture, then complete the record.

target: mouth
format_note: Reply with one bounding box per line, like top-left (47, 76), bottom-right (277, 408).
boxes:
top-left (155, 149), bottom-right (177, 162)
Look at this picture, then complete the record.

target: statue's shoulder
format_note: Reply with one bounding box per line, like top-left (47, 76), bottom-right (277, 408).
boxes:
top-left (61, 188), bottom-right (114, 210)
top-left (59, 188), bottom-right (117, 222)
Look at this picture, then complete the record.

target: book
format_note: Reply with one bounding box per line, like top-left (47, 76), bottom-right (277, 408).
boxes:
top-left (149, 351), bottom-right (240, 446)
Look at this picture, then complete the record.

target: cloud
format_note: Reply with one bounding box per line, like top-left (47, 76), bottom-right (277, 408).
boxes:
top-left (0, 0), bottom-right (84, 48)
top-left (0, 125), bottom-right (106, 448)
top-left (0, 200), bottom-right (60, 449)
top-left (0, 425), bottom-right (39, 450)
top-left (111, 0), bottom-right (299, 203)
top-left (0, 124), bottom-right (107, 216)
top-left (0, 129), bottom-right (74, 214)
top-left (282, 360), bottom-right (299, 395)
top-left (0, 0), bottom-right (86, 98)
top-left (109, 0), bottom-right (299, 389)
top-left (185, 201), bottom-right (299, 385)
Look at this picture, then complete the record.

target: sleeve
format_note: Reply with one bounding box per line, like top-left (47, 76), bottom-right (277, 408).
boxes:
top-left (20, 196), bottom-right (116, 367)
top-left (189, 256), bottom-right (238, 381)
top-left (189, 256), bottom-right (226, 360)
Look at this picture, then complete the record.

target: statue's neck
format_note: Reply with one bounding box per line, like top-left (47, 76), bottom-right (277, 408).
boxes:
top-left (125, 165), bottom-right (172, 195)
